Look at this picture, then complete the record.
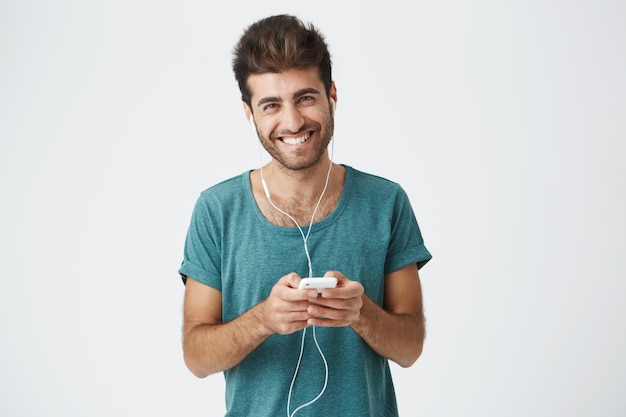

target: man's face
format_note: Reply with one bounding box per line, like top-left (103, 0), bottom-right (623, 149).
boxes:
top-left (246, 68), bottom-right (336, 172)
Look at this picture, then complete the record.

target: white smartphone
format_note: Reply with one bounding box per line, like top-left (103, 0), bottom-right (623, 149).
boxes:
top-left (298, 277), bottom-right (338, 293)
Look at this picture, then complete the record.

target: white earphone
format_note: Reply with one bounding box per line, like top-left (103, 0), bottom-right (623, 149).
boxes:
top-left (248, 96), bottom-right (336, 417)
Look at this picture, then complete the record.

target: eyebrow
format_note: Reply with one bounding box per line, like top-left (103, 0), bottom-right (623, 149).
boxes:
top-left (255, 88), bottom-right (322, 108)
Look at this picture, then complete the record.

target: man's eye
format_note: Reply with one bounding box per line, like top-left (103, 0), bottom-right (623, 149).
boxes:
top-left (263, 103), bottom-right (278, 111)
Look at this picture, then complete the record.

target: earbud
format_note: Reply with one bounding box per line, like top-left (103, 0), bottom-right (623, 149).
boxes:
top-left (249, 114), bottom-right (254, 127)
top-left (330, 99), bottom-right (336, 114)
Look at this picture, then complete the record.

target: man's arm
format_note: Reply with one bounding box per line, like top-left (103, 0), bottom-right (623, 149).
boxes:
top-left (307, 263), bottom-right (426, 367)
top-left (352, 263), bottom-right (425, 367)
top-left (182, 274), bottom-right (314, 378)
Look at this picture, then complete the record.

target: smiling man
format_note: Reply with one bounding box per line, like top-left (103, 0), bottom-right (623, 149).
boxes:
top-left (178, 15), bottom-right (432, 417)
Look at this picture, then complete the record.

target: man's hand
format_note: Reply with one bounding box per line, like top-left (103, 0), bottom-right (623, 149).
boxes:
top-left (303, 271), bottom-right (364, 327)
top-left (261, 273), bottom-right (318, 334)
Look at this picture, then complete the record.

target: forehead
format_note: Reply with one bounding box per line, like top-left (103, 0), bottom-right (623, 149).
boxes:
top-left (247, 68), bottom-right (324, 106)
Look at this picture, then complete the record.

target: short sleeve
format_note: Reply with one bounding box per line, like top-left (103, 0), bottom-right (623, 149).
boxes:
top-left (178, 193), bottom-right (223, 290)
top-left (384, 185), bottom-right (432, 274)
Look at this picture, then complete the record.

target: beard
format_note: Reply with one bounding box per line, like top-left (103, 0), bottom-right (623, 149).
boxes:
top-left (258, 116), bottom-right (334, 171)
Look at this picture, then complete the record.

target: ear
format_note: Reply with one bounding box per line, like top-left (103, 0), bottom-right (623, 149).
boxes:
top-left (243, 102), bottom-right (253, 126)
top-left (329, 82), bottom-right (338, 106)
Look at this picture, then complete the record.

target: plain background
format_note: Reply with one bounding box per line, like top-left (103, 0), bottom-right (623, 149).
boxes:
top-left (1, 0), bottom-right (625, 416)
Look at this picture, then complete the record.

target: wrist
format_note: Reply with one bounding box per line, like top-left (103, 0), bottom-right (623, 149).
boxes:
top-left (351, 294), bottom-right (381, 333)
top-left (253, 300), bottom-right (274, 338)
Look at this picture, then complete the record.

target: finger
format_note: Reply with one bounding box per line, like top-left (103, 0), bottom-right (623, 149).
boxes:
top-left (321, 271), bottom-right (361, 295)
top-left (265, 305), bottom-right (315, 334)
top-left (311, 297), bottom-right (354, 311)
top-left (284, 274), bottom-right (320, 299)
top-left (307, 316), bottom-right (352, 328)
top-left (306, 302), bottom-right (358, 321)
top-left (283, 300), bottom-right (315, 311)
top-left (280, 310), bottom-right (315, 322)
top-left (324, 270), bottom-right (345, 281)
top-left (279, 272), bottom-right (302, 289)
top-left (274, 274), bottom-right (314, 301)
top-left (320, 285), bottom-right (362, 300)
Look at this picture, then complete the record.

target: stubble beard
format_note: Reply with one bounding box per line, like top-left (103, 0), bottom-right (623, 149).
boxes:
top-left (259, 117), bottom-right (334, 172)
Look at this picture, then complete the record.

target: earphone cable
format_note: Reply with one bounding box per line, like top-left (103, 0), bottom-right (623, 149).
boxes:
top-left (287, 326), bottom-right (329, 417)
top-left (254, 120), bottom-right (336, 417)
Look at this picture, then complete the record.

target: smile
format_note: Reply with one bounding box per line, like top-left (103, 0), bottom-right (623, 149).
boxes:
top-left (281, 132), bottom-right (312, 145)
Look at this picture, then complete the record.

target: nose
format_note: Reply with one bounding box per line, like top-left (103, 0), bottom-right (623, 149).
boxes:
top-left (280, 104), bottom-right (306, 133)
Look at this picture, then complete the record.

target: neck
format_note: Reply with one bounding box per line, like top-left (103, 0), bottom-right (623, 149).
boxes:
top-left (252, 160), bottom-right (345, 227)
top-left (262, 158), bottom-right (334, 204)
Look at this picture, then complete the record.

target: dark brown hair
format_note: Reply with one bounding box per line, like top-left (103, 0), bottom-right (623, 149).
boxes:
top-left (232, 14), bottom-right (333, 107)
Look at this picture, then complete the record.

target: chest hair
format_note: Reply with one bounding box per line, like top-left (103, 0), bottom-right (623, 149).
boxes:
top-left (256, 190), bottom-right (342, 227)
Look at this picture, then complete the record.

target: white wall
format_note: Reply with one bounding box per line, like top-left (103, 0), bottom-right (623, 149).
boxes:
top-left (1, 1), bottom-right (624, 416)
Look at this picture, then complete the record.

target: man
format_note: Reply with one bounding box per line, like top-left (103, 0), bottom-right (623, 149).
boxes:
top-left (179, 14), bottom-right (431, 416)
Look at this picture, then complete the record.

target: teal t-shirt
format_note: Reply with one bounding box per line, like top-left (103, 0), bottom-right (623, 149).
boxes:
top-left (179, 165), bottom-right (431, 417)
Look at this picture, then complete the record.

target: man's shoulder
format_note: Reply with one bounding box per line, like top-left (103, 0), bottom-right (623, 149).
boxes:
top-left (345, 165), bottom-right (401, 192)
top-left (198, 171), bottom-right (250, 200)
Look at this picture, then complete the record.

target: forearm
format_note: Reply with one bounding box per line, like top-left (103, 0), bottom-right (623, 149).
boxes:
top-left (351, 294), bottom-right (425, 367)
top-left (183, 302), bottom-right (271, 378)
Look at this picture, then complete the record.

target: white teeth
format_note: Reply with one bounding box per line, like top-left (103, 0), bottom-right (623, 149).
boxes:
top-left (282, 133), bottom-right (310, 145)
